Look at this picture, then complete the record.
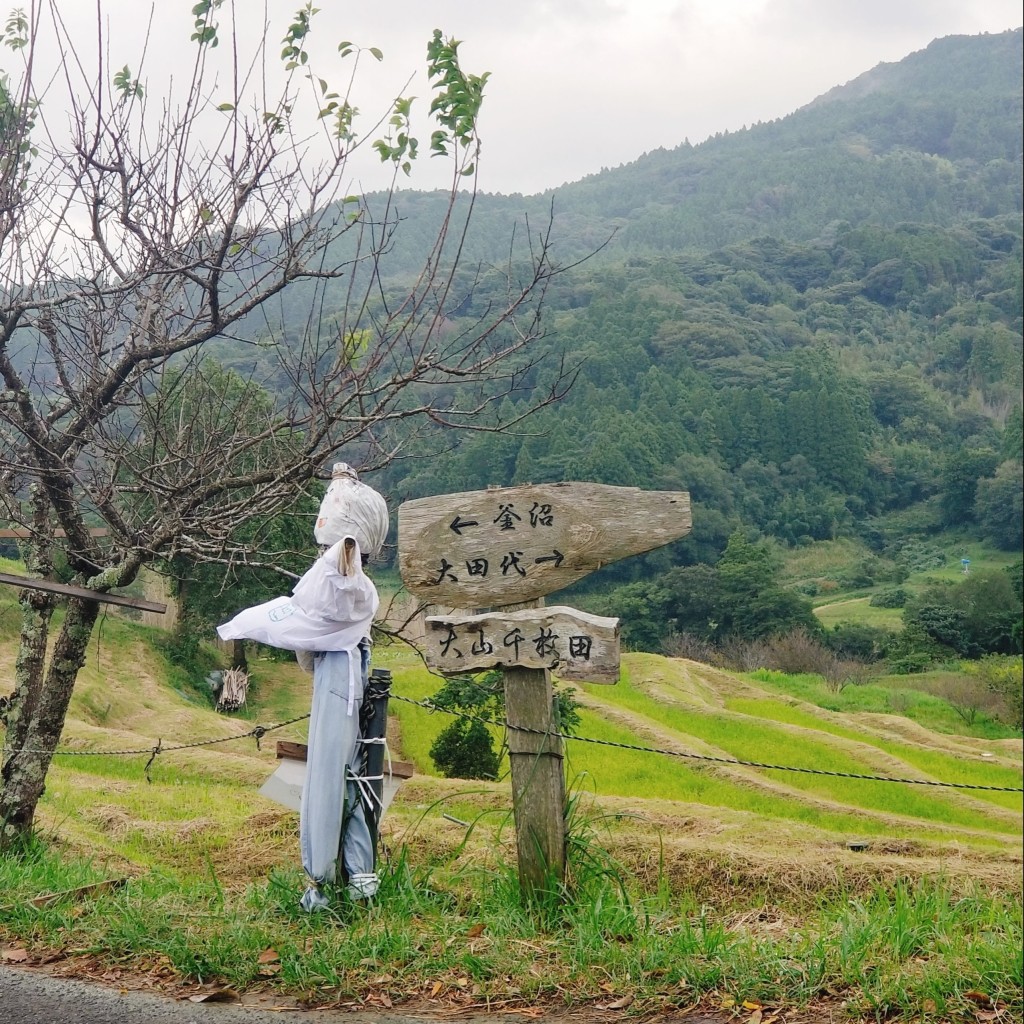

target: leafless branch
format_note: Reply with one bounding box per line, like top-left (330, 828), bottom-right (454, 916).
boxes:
top-left (1, 3), bottom-right (577, 598)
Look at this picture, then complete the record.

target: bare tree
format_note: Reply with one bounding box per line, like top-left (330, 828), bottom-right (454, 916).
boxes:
top-left (0, 2), bottom-right (575, 843)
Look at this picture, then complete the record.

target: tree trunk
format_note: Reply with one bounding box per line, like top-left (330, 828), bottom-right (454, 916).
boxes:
top-left (0, 595), bottom-right (99, 846)
top-left (230, 638), bottom-right (248, 672)
top-left (3, 589), bottom-right (55, 752)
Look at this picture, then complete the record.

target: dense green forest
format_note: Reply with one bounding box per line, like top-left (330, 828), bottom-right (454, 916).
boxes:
top-left (203, 30), bottom-right (1024, 669)
top-left (369, 35), bottom-right (1022, 529)
top-left (364, 30), bottom-right (1022, 667)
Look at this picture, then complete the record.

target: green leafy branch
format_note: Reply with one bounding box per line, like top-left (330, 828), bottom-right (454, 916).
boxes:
top-left (190, 0), bottom-right (222, 48)
top-left (2, 7), bottom-right (27, 50)
top-left (0, 53), bottom-right (37, 187)
top-left (311, 37), bottom-right (386, 143)
top-left (113, 65), bottom-right (143, 101)
top-left (426, 29), bottom-right (489, 175)
top-left (372, 95), bottom-right (418, 175)
top-left (281, 2), bottom-right (317, 70)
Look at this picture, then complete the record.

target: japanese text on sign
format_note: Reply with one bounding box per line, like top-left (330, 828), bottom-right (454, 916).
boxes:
top-left (424, 606), bottom-right (620, 684)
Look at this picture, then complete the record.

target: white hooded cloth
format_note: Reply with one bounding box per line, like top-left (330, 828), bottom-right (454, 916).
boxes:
top-left (216, 538), bottom-right (378, 652)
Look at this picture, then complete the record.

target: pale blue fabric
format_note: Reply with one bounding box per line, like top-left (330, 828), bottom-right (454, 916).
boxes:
top-left (299, 644), bottom-right (376, 910)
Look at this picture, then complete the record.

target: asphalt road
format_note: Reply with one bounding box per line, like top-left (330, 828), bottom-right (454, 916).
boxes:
top-left (0, 967), bottom-right (440, 1024)
top-left (0, 966), bottom-right (728, 1023)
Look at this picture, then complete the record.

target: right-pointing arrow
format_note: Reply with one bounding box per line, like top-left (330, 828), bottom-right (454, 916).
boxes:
top-left (534, 550), bottom-right (564, 567)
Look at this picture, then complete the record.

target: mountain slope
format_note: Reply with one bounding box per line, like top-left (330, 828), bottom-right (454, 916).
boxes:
top-left (541, 30), bottom-right (1022, 256)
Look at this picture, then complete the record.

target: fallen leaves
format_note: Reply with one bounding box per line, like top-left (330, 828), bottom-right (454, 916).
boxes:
top-left (963, 991), bottom-right (1013, 1021)
top-left (256, 947), bottom-right (281, 978)
top-left (1, 947), bottom-right (29, 963)
top-left (595, 993), bottom-right (634, 1010)
top-left (27, 879), bottom-right (129, 909)
top-left (187, 986), bottom-right (240, 1003)
top-left (965, 991), bottom-right (995, 1008)
top-left (714, 993), bottom-right (782, 1023)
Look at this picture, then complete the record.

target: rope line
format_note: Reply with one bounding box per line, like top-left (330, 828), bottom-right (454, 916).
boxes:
top-left (2, 714), bottom-right (311, 759)
top-left (389, 694), bottom-right (1024, 794)
top-left (4, 699), bottom-right (1022, 794)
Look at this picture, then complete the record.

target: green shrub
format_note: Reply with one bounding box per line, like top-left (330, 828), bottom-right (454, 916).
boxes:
top-left (889, 652), bottom-right (934, 675)
top-left (158, 612), bottom-right (204, 668)
top-left (974, 655), bottom-right (1024, 730)
top-left (825, 623), bottom-right (891, 662)
top-left (894, 540), bottom-right (947, 573)
top-left (429, 719), bottom-right (501, 780)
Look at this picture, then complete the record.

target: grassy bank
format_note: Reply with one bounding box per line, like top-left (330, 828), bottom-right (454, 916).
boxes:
top-left (1, 822), bottom-right (1020, 1020)
top-left (1, 612), bottom-right (1021, 1020)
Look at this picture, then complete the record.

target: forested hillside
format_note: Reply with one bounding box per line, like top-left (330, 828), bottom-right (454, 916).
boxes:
top-left (550, 28), bottom-right (1023, 254)
top-left (350, 30), bottom-right (1022, 669)
top-left (217, 31), bottom-right (1023, 668)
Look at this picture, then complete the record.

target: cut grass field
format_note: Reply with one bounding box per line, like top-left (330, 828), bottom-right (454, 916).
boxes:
top-left (813, 597), bottom-right (903, 630)
top-left (792, 533), bottom-right (1019, 633)
top-left (1, 600), bottom-right (1021, 1020)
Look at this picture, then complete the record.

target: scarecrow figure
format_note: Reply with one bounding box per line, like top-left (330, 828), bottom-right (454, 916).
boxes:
top-left (217, 464), bottom-right (389, 910)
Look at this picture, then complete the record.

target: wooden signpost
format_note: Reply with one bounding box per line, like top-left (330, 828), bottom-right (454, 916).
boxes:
top-left (398, 481), bottom-right (691, 895)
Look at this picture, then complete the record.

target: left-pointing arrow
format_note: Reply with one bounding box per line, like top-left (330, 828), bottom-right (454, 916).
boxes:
top-left (449, 515), bottom-right (480, 535)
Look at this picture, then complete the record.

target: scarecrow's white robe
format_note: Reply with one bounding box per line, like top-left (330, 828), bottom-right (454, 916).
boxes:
top-left (217, 539), bottom-right (379, 908)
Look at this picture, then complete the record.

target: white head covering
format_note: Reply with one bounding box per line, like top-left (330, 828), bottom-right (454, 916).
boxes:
top-left (314, 463), bottom-right (390, 558)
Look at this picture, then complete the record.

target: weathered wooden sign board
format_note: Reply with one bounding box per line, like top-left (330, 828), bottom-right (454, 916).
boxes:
top-left (398, 482), bottom-right (692, 608)
top-left (424, 605), bottom-right (620, 682)
top-left (398, 481), bottom-right (691, 895)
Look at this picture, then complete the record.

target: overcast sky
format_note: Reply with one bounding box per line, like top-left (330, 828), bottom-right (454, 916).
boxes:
top-left (17, 0), bottom-right (1024, 196)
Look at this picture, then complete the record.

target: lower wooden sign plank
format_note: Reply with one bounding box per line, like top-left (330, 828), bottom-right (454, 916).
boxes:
top-left (424, 605), bottom-right (620, 683)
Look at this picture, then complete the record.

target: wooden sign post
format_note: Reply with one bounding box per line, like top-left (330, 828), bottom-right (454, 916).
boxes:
top-left (503, 657), bottom-right (566, 895)
top-left (398, 482), bottom-right (691, 896)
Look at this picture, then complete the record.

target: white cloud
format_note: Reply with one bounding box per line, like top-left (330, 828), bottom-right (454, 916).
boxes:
top-left (7, 0), bottom-right (1021, 196)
